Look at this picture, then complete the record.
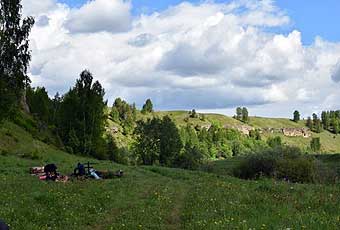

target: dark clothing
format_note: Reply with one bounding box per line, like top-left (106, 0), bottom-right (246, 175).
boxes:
top-left (44, 164), bottom-right (58, 181)
top-left (0, 220), bottom-right (9, 230)
top-left (44, 164), bottom-right (57, 174)
top-left (74, 163), bottom-right (86, 176)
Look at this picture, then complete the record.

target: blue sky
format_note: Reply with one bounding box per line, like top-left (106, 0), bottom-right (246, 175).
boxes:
top-left (58, 0), bottom-right (340, 45)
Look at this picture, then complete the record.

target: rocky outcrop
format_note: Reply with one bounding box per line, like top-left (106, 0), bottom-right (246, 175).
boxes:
top-left (260, 127), bottom-right (311, 138)
top-left (281, 128), bottom-right (311, 138)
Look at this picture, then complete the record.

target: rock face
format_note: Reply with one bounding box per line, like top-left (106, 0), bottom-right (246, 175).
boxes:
top-left (281, 128), bottom-right (311, 138)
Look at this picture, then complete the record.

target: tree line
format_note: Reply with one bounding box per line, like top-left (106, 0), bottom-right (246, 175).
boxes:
top-left (293, 110), bottom-right (340, 134)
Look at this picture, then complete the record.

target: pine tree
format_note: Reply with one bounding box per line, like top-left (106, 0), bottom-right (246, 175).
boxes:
top-left (0, 0), bottom-right (34, 122)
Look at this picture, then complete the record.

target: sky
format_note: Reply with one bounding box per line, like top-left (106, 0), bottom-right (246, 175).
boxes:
top-left (21, 0), bottom-right (340, 118)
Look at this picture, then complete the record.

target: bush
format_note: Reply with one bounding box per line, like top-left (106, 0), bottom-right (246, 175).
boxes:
top-left (275, 157), bottom-right (315, 183)
top-left (310, 137), bottom-right (321, 152)
top-left (233, 153), bottom-right (277, 179)
top-left (267, 136), bottom-right (282, 148)
top-left (233, 146), bottom-right (329, 184)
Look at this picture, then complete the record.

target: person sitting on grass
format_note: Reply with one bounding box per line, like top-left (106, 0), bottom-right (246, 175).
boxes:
top-left (73, 163), bottom-right (86, 177)
top-left (44, 164), bottom-right (58, 181)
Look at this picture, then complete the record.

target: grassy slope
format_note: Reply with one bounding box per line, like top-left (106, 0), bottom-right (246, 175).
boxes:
top-left (1, 122), bottom-right (340, 229)
top-left (113, 111), bottom-right (340, 153)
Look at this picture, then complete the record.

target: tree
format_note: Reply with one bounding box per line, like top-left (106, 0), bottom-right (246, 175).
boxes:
top-left (236, 107), bottom-right (242, 120)
top-left (57, 70), bottom-right (107, 157)
top-left (173, 144), bottom-right (203, 170)
top-left (0, 0), bottom-right (34, 122)
top-left (242, 107), bottom-right (249, 123)
top-left (26, 87), bottom-right (52, 124)
top-left (141, 99), bottom-right (153, 114)
top-left (306, 116), bottom-right (313, 129)
top-left (332, 118), bottom-right (340, 134)
top-left (134, 118), bottom-right (162, 165)
top-left (134, 116), bottom-right (183, 166)
top-left (293, 110), bottom-right (300, 122)
top-left (111, 98), bottom-right (136, 134)
top-left (310, 137), bottom-right (321, 152)
top-left (312, 114), bottom-right (322, 133)
top-left (321, 111), bottom-right (330, 130)
top-left (159, 116), bottom-right (183, 166)
top-left (189, 109), bottom-right (198, 118)
top-left (110, 106), bottom-right (119, 122)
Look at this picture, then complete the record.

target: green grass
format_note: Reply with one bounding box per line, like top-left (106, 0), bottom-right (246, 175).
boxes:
top-left (248, 117), bottom-right (305, 129)
top-left (1, 121), bottom-right (340, 229)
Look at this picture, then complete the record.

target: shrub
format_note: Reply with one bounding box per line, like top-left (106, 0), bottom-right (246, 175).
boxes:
top-left (233, 146), bottom-right (329, 184)
top-left (310, 137), bottom-right (321, 152)
top-left (275, 157), bottom-right (315, 183)
top-left (267, 136), bottom-right (282, 148)
top-left (233, 153), bottom-right (277, 179)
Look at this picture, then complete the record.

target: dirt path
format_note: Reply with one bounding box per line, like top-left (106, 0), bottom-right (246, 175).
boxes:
top-left (165, 183), bottom-right (190, 230)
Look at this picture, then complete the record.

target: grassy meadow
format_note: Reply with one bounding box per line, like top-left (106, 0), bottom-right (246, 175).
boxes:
top-left (1, 121), bottom-right (340, 229)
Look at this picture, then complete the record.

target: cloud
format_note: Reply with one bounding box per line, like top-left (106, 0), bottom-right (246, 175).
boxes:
top-left (22, 0), bottom-right (57, 16)
top-left (23, 0), bottom-right (340, 117)
top-left (35, 15), bottom-right (50, 27)
top-left (331, 61), bottom-right (340, 82)
top-left (64, 0), bottom-right (131, 34)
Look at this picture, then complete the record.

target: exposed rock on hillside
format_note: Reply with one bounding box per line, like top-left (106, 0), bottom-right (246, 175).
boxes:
top-left (281, 128), bottom-right (311, 138)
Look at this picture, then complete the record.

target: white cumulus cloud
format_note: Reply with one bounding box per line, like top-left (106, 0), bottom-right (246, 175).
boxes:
top-left (64, 0), bottom-right (131, 33)
top-left (23, 0), bottom-right (340, 116)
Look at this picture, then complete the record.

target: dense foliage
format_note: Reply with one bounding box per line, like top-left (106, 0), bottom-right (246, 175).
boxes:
top-left (293, 110), bottom-right (300, 122)
top-left (56, 70), bottom-right (107, 158)
top-left (110, 98), bottom-right (136, 134)
top-left (233, 146), bottom-right (338, 184)
top-left (0, 0), bottom-right (34, 121)
top-left (141, 98), bottom-right (153, 114)
top-left (320, 110), bottom-right (340, 134)
top-left (235, 107), bottom-right (249, 123)
top-left (134, 116), bottom-right (183, 167)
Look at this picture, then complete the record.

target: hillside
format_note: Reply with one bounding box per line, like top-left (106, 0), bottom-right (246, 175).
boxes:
top-left (1, 121), bottom-right (340, 229)
top-left (108, 110), bottom-right (340, 153)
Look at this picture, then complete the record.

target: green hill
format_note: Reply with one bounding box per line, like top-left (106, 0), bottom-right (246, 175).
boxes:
top-left (108, 110), bottom-right (340, 153)
top-left (1, 120), bottom-right (340, 229)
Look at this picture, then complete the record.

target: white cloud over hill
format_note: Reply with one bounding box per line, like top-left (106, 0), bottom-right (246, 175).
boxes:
top-left (23, 0), bottom-right (340, 117)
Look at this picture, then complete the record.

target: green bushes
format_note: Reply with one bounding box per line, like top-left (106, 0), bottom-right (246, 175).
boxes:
top-left (275, 157), bottom-right (315, 183)
top-left (233, 146), bottom-right (336, 184)
top-left (233, 153), bottom-right (277, 179)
